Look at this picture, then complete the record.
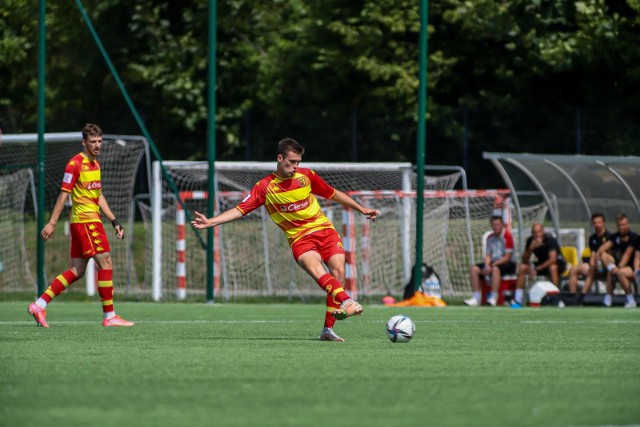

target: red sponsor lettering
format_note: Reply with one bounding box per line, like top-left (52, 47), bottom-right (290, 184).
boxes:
top-left (85, 181), bottom-right (102, 190)
top-left (279, 199), bottom-right (310, 213)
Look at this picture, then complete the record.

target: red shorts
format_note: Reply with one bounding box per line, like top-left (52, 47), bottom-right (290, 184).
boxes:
top-left (69, 222), bottom-right (111, 259)
top-left (291, 228), bottom-right (345, 263)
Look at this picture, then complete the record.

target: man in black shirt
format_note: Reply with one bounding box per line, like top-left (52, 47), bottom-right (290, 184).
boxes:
top-left (567, 213), bottom-right (611, 305)
top-left (599, 213), bottom-right (638, 308)
top-left (511, 222), bottom-right (566, 308)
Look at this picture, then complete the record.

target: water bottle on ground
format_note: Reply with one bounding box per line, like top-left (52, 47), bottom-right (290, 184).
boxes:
top-left (422, 274), bottom-right (442, 299)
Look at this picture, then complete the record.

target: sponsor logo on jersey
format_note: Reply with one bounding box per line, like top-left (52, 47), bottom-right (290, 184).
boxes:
top-left (85, 181), bottom-right (102, 190)
top-left (63, 173), bottom-right (73, 184)
top-left (616, 234), bottom-right (629, 245)
top-left (279, 199), bottom-right (310, 212)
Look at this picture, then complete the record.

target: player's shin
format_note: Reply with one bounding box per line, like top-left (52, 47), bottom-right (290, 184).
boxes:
top-left (97, 269), bottom-right (115, 318)
top-left (40, 269), bottom-right (78, 306)
top-left (316, 273), bottom-right (350, 303)
top-left (324, 294), bottom-right (340, 328)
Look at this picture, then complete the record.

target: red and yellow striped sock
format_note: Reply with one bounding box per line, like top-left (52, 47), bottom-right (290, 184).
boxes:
top-left (324, 294), bottom-right (340, 328)
top-left (316, 273), bottom-right (350, 303)
top-left (41, 270), bottom-right (78, 304)
top-left (97, 269), bottom-right (115, 316)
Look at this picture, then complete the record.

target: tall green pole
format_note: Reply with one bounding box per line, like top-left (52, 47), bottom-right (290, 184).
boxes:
top-left (413, 0), bottom-right (429, 291)
top-left (36, 0), bottom-right (46, 295)
top-left (206, 0), bottom-right (218, 302)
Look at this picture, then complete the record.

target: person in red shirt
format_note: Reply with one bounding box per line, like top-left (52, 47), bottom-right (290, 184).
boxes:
top-left (28, 124), bottom-right (135, 328)
top-left (192, 138), bottom-right (380, 341)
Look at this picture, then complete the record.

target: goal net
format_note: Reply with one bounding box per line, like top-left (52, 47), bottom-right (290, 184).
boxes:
top-left (0, 169), bottom-right (36, 291)
top-left (0, 133), bottom-right (150, 293)
top-left (141, 161), bottom-right (548, 301)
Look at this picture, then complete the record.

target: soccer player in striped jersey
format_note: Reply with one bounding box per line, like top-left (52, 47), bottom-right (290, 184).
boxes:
top-left (192, 138), bottom-right (380, 341)
top-left (28, 124), bottom-right (135, 328)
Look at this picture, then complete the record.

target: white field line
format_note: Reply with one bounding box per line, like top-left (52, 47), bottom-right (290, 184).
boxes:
top-left (2, 319), bottom-right (640, 325)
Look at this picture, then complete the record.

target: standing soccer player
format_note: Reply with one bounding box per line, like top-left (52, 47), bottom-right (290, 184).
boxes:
top-left (191, 138), bottom-right (380, 342)
top-left (28, 124), bottom-right (135, 328)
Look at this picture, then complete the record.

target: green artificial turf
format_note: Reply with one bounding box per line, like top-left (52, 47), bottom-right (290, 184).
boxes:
top-left (1, 302), bottom-right (639, 427)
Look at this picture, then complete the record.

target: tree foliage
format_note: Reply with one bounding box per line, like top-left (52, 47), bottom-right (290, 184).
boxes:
top-left (1, 0), bottom-right (638, 186)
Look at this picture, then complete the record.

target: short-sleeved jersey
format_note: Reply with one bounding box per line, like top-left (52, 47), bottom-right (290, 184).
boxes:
top-left (632, 234), bottom-right (640, 252)
top-left (526, 233), bottom-right (562, 263)
top-left (235, 168), bottom-right (336, 246)
top-left (589, 230), bottom-right (612, 253)
top-left (60, 152), bottom-right (102, 223)
top-left (609, 230), bottom-right (638, 261)
top-left (486, 229), bottom-right (514, 263)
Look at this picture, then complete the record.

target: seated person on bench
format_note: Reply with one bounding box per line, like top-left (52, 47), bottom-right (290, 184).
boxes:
top-left (599, 213), bottom-right (638, 308)
top-left (511, 222), bottom-right (567, 308)
top-left (567, 213), bottom-right (611, 305)
top-left (464, 216), bottom-right (516, 307)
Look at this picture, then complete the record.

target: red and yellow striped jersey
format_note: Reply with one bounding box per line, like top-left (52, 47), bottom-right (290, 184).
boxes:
top-left (60, 152), bottom-right (102, 223)
top-left (236, 168), bottom-right (336, 246)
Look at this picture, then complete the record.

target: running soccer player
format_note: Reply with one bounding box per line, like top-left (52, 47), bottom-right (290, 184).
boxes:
top-left (191, 138), bottom-right (380, 342)
top-left (28, 124), bottom-right (135, 328)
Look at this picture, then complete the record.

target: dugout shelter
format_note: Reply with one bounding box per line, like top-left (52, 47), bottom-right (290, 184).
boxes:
top-left (484, 152), bottom-right (640, 254)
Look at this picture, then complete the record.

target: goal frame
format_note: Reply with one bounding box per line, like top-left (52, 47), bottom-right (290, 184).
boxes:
top-left (152, 161), bottom-right (417, 301)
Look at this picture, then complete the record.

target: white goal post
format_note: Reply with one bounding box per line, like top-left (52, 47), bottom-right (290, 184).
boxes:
top-left (150, 161), bottom-right (424, 300)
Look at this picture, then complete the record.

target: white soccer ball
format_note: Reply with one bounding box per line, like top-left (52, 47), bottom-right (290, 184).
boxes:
top-left (385, 315), bottom-right (415, 343)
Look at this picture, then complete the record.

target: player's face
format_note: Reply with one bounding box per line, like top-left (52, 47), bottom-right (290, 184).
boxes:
top-left (532, 224), bottom-right (544, 240)
top-left (592, 216), bottom-right (605, 234)
top-left (83, 135), bottom-right (102, 159)
top-left (277, 151), bottom-right (302, 178)
top-left (616, 217), bottom-right (629, 235)
top-left (490, 219), bottom-right (503, 235)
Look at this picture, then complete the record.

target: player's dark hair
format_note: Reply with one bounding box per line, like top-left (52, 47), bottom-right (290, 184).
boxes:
top-left (277, 138), bottom-right (305, 157)
top-left (82, 123), bottom-right (102, 140)
top-left (490, 215), bottom-right (503, 223)
top-left (591, 212), bottom-right (605, 222)
top-left (616, 213), bottom-right (627, 222)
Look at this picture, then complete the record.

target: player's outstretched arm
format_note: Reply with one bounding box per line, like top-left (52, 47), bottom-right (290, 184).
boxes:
top-left (331, 190), bottom-right (380, 220)
top-left (41, 191), bottom-right (70, 241)
top-left (191, 208), bottom-right (243, 229)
